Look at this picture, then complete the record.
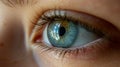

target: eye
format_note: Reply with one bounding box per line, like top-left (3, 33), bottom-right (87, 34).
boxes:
top-left (31, 9), bottom-right (120, 59)
top-left (33, 10), bottom-right (105, 49)
top-left (43, 16), bottom-right (101, 48)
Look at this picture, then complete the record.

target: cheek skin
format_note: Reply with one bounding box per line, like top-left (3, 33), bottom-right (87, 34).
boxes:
top-left (32, 40), bottom-right (120, 67)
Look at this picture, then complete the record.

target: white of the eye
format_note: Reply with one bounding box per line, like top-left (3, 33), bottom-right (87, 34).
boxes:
top-left (72, 26), bottom-right (99, 48)
top-left (43, 24), bottom-right (52, 46)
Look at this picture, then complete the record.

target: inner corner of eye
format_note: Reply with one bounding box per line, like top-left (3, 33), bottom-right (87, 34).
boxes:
top-left (32, 34), bottom-right (42, 43)
top-left (32, 29), bottom-right (45, 43)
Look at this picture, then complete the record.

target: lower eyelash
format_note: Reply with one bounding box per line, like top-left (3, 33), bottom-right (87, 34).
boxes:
top-left (33, 38), bottom-right (109, 59)
top-left (34, 44), bottom-right (80, 59)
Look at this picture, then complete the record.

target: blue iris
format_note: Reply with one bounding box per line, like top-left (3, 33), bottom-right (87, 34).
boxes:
top-left (47, 20), bottom-right (78, 48)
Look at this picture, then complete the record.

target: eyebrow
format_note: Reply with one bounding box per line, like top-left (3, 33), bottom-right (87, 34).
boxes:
top-left (0, 0), bottom-right (37, 7)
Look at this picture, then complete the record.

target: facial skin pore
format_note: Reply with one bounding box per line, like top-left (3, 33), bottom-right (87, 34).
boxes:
top-left (0, 0), bottom-right (120, 67)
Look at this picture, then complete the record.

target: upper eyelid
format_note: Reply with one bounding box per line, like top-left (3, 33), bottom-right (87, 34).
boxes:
top-left (38, 9), bottom-right (115, 32)
top-left (31, 9), bottom-right (120, 42)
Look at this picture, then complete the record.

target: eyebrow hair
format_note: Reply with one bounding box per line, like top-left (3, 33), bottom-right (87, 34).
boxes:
top-left (0, 0), bottom-right (37, 7)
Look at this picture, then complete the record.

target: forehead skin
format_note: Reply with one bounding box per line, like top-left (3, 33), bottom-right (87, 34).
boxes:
top-left (0, 0), bottom-right (37, 7)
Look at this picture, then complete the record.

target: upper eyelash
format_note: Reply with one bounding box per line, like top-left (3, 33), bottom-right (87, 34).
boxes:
top-left (32, 10), bottom-right (66, 27)
top-left (41, 10), bottom-right (66, 20)
top-left (39, 10), bottom-right (105, 37)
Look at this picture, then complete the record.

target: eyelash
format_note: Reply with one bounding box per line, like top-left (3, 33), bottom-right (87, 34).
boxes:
top-left (31, 9), bottom-right (114, 59)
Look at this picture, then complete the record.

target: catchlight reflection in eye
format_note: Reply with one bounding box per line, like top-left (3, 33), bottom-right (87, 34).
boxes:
top-left (42, 10), bottom-right (102, 48)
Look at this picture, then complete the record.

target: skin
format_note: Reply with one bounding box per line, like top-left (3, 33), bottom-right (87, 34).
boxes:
top-left (0, 0), bottom-right (120, 67)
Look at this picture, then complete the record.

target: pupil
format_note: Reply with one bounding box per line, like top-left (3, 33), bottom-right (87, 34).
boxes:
top-left (59, 26), bottom-right (66, 36)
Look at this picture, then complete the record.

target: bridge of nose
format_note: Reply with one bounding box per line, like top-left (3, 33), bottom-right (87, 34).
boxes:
top-left (0, 21), bottom-right (28, 65)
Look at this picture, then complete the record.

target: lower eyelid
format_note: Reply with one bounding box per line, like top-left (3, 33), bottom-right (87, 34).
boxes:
top-left (58, 39), bottom-right (109, 60)
top-left (32, 38), bottom-right (111, 61)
